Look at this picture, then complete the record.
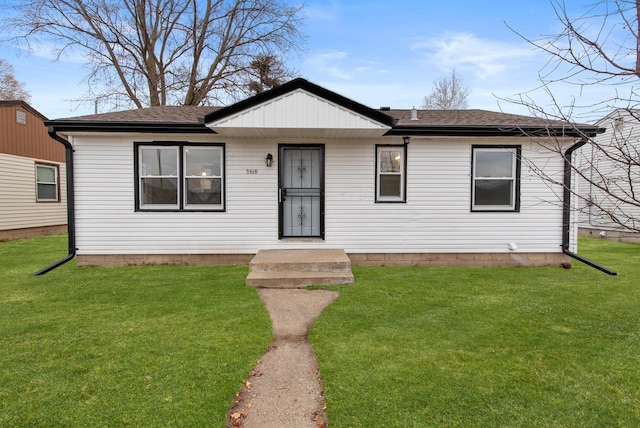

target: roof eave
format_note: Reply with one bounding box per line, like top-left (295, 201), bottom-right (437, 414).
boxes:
top-left (45, 120), bottom-right (216, 134)
top-left (386, 125), bottom-right (605, 138)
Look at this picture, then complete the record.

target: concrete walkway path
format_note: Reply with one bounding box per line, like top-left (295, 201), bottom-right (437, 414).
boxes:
top-left (227, 289), bottom-right (339, 428)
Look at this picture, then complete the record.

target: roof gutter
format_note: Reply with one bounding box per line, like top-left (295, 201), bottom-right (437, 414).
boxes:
top-left (33, 127), bottom-right (76, 275)
top-left (42, 121), bottom-right (215, 134)
top-left (385, 125), bottom-right (602, 138)
top-left (562, 140), bottom-right (616, 275)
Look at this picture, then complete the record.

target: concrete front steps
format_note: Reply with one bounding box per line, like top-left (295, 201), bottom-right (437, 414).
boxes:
top-left (246, 249), bottom-right (355, 288)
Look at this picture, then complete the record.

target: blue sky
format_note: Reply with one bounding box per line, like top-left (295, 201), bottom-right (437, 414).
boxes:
top-left (0, 0), bottom-right (621, 119)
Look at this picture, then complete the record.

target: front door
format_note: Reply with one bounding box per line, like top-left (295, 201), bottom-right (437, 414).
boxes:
top-left (279, 145), bottom-right (324, 239)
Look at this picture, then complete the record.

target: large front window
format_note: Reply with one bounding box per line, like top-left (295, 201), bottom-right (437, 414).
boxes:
top-left (376, 145), bottom-right (406, 202)
top-left (136, 143), bottom-right (224, 211)
top-left (472, 146), bottom-right (520, 211)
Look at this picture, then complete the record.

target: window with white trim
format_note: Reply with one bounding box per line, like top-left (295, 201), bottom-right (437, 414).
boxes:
top-left (472, 146), bottom-right (520, 211)
top-left (376, 145), bottom-right (406, 202)
top-left (136, 143), bottom-right (224, 211)
top-left (35, 164), bottom-right (59, 202)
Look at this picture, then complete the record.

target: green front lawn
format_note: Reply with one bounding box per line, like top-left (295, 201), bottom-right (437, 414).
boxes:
top-left (1, 235), bottom-right (639, 427)
top-left (0, 235), bottom-right (271, 426)
top-left (312, 239), bottom-right (640, 427)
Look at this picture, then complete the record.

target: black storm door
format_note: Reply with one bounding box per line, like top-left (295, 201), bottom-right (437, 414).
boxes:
top-left (278, 146), bottom-right (324, 238)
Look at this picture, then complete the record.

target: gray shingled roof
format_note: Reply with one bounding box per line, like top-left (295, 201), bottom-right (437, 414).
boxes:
top-left (389, 109), bottom-right (573, 128)
top-left (48, 78), bottom-right (600, 136)
top-left (60, 105), bottom-right (220, 123)
top-left (55, 105), bottom-right (577, 129)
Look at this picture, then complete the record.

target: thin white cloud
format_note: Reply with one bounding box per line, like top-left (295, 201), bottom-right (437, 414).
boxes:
top-left (304, 0), bottom-right (341, 21)
top-left (411, 32), bottom-right (537, 79)
top-left (304, 50), bottom-right (389, 80)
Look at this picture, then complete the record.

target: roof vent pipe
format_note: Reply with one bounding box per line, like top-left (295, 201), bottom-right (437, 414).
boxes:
top-left (411, 106), bottom-right (418, 121)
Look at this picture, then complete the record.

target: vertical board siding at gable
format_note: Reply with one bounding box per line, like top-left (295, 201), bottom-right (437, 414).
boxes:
top-left (0, 153), bottom-right (67, 230)
top-left (226, 91), bottom-right (382, 130)
top-left (0, 106), bottom-right (65, 162)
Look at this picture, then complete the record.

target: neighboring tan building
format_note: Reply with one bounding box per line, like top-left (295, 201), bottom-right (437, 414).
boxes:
top-left (0, 101), bottom-right (67, 241)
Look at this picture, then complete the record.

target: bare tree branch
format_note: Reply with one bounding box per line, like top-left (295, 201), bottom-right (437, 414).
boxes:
top-left (503, 0), bottom-right (640, 233)
top-left (1, 0), bottom-right (305, 110)
top-left (423, 69), bottom-right (471, 110)
top-left (0, 59), bottom-right (31, 102)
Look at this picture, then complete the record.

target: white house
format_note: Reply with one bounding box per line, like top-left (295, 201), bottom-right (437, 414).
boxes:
top-left (43, 78), bottom-right (605, 270)
top-left (576, 109), bottom-right (640, 243)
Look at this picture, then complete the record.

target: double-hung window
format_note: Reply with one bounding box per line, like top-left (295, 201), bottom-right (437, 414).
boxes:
top-left (136, 143), bottom-right (225, 211)
top-left (472, 145), bottom-right (520, 211)
top-left (376, 145), bottom-right (406, 202)
top-left (35, 164), bottom-right (59, 202)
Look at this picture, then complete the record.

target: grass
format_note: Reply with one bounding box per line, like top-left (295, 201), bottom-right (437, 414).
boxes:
top-left (0, 235), bottom-right (272, 427)
top-left (2, 235), bottom-right (639, 427)
top-left (311, 239), bottom-right (640, 427)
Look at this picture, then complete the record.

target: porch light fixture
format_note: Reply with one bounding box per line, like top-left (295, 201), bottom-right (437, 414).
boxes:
top-left (265, 153), bottom-right (273, 167)
top-left (403, 136), bottom-right (410, 145)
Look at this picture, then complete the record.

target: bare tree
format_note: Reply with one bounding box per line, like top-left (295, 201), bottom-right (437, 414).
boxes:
top-left (2, 0), bottom-right (305, 110)
top-left (423, 69), bottom-right (471, 110)
top-left (0, 59), bottom-right (31, 102)
top-left (507, 0), bottom-right (640, 232)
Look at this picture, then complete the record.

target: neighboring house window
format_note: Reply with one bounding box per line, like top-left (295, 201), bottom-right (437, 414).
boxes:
top-left (135, 143), bottom-right (225, 211)
top-left (376, 144), bottom-right (406, 202)
top-left (35, 164), bottom-right (59, 202)
top-left (471, 145), bottom-right (521, 211)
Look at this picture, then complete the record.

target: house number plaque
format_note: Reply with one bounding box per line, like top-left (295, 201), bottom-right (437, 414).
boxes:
top-left (246, 169), bottom-right (258, 174)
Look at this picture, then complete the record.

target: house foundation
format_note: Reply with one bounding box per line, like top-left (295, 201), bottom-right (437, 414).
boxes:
top-left (0, 225), bottom-right (67, 242)
top-left (76, 251), bottom-right (570, 268)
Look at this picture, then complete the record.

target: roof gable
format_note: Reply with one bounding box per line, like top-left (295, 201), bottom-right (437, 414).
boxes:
top-left (204, 78), bottom-right (394, 138)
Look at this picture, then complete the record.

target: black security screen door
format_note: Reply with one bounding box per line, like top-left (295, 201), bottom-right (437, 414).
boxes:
top-left (279, 145), bottom-right (324, 238)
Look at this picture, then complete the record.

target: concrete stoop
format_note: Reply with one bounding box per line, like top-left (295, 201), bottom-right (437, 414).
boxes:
top-left (246, 249), bottom-right (355, 288)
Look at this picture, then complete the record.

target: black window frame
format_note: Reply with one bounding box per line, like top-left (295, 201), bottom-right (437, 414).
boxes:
top-left (134, 141), bottom-right (226, 212)
top-left (471, 145), bottom-right (521, 212)
top-left (375, 143), bottom-right (408, 203)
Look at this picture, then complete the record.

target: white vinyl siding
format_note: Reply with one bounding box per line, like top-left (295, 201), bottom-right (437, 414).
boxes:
top-left (0, 153), bottom-right (66, 231)
top-left (70, 134), bottom-right (569, 255)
